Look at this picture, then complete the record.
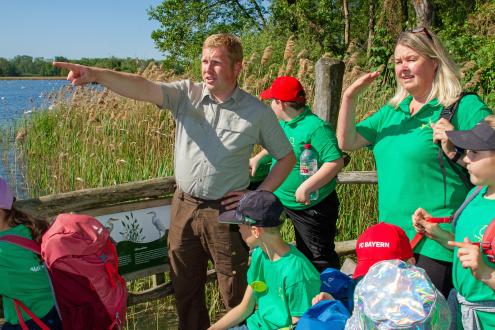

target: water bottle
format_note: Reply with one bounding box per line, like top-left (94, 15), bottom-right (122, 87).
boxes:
top-left (300, 143), bottom-right (319, 201)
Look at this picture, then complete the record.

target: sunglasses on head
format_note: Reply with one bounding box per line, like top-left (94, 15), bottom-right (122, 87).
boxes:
top-left (405, 27), bottom-right (433, 42)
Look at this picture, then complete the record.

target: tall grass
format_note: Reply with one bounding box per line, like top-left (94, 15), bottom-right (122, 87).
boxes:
top-left (4, 36), bottom-right (491, 328)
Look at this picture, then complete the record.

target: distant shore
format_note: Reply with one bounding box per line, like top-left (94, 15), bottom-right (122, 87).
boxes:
top-left (0, 76), bottom-right (66, 80)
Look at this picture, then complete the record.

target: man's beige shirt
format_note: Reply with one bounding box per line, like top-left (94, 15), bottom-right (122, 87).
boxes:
top-left (160, 80), bottom-right (292, 200)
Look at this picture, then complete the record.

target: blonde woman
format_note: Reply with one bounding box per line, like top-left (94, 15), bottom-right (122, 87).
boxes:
top-left (337, 27), bottom-right (492, 298)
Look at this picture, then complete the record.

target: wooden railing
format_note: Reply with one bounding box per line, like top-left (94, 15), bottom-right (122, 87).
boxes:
top-left (15, 171), bottom-right (377, 306)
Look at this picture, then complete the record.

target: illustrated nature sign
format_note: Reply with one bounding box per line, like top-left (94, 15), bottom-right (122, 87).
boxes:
top-left (96, 205), bottom-right (170, 274)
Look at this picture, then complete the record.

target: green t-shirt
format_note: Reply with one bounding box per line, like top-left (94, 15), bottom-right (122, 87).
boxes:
top-left (246, 244), bottom-right (321, 329)
top-left (453, 186), bottom-right (495, 329)
top-left (272, 106), bottom-right (342, 210)
top-left (356, 94), bottom-right (492, 261)
top-left (0, 225), bottom-right (55, 324)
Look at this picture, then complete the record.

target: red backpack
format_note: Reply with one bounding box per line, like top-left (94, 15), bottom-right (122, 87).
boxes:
top-left (0, 213), bottom-right (127, 330)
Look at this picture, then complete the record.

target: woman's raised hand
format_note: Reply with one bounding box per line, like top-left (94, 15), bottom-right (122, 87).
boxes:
top-left (343, 71), bottom-right (381, 100)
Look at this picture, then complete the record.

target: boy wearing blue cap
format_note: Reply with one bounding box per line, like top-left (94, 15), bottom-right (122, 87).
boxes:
top-left (208, 190), bottom-right (321, 330)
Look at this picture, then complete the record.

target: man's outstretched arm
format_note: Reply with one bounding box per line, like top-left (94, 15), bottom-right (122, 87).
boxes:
top-left (53, 62), bottom-right (164, 106)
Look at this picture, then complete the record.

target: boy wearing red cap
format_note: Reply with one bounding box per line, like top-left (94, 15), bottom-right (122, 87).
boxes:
top-left (250, 76), bottom-right (344, 272)
top-left (353, 222), bottom-right (415, 280)
top-left (312, 222), bottom-right (415, 305)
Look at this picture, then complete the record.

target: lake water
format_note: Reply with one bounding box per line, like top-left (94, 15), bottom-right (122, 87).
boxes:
top-left (0, 79), bottom-right (69, 197)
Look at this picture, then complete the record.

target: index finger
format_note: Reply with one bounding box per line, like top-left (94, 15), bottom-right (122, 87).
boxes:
top-left (448, 240), bottom-right (474, 249)
top-left (223, 190), bottom-right (247, 198)
top-left (52, 61), bottom-right (78, 70)
top-left (361, 71), bottom-right (381, 82)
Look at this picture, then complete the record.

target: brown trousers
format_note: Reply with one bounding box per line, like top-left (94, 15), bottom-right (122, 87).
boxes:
top-left (168, 188), bottom-right (249, 330)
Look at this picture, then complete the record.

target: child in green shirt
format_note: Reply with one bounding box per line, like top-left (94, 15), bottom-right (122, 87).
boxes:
top-left (209, 190), bottom-right (321, 330)
top-left (413, 115), bottom-right (495, 329)
top-left (250, 76), bottom-right (344, 272)
top-left (0, 178), bottom-right (62, 329)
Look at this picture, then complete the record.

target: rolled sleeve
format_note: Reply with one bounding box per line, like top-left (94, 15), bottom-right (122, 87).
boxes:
top-left (159, 80), bottom-right (188, 117)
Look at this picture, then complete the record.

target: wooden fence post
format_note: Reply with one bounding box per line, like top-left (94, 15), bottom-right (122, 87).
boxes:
top-left (312, 58), bottom-right (345, 128)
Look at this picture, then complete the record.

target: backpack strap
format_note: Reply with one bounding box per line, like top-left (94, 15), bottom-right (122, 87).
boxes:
top-left (451, 186), bottom-right (485, 229)
top-left (13, 299), bottom-right (50, 330)
top-left (0, 235), bottom-right (41, 255)
top-left (438, 92), bottom-right (478, 207)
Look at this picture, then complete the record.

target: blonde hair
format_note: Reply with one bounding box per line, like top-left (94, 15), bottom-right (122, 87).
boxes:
top-left (389, 27), bottom-right (462, 108)
top-left (203, 33), bottom-right (243, 65)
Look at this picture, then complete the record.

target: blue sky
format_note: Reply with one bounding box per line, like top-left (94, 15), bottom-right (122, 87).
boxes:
top-left (0, 0), bottom-right (165, 60)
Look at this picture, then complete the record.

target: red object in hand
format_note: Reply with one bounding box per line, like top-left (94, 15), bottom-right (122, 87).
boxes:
top-left (410, 217), bottom-right (452, 249)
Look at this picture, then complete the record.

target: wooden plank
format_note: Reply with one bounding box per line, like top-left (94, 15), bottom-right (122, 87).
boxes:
top-left (127, 269), bottom-right (217, 306)
top-left (84, 198), bottom-right (171, 217)
top-left (14, 172), bottom-right (376, 218)
top-left (337, 171), bottom-right (377, 184)
top-left (15, 177), bottom-right (176, 217)
top-left (124, 264), bottom-right (169, 282)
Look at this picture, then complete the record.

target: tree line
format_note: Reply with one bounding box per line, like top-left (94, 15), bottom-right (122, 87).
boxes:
top-left (0, 55), bottom-right (157, 77)
top-left (146, 0), bottom-right (494, 99)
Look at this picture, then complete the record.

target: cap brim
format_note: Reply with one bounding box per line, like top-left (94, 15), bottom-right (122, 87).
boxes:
top-left (353, 260), bottom-right (374, 279)
top-left (218, 210), bottom-right (244, 225)
top-left (447, 130), bottom-right (494, 151)
top-left (259, 88), bottom-right (273, 100)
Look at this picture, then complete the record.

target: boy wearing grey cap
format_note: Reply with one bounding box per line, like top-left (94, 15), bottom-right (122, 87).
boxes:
top-left (209, 190), bottom-right (320, 330)
top-left (413, 115), bottom-right (495, 329)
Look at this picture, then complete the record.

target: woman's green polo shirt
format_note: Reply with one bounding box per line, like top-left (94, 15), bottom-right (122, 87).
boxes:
top-left (356, 94), bottom-right (492, 261)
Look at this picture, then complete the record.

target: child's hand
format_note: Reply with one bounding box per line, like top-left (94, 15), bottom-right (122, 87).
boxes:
top-left (249, 157), bottom-right (259, 177)
top-left (412, 208), bottom-right (444, 239)
top-left (311, 292), bottom-right (334, 305)
top-left (412, 208), bottom-right (431, 233)
top-left (295, 185), bottom-right (311, 205)
top-left (448, 237), bottom-right (492, 281)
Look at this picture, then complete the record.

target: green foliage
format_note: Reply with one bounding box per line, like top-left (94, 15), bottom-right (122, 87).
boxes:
top-left (269, 0), bottom-right (345, 55)
top-left (148, 0), bottom-right (267, 71)
top-left (368, 26), bottom-right (394, 69)
top-left (438, 2), bottom-right (495, 98)
top-left (0, 56), bottom-right (155, 77)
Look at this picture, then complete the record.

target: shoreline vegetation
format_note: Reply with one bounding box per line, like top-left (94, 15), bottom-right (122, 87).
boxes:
top-left (0, 76), bottom-right (66, 80)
